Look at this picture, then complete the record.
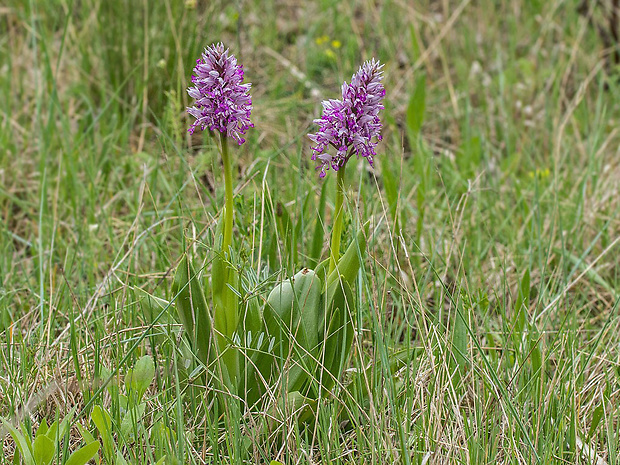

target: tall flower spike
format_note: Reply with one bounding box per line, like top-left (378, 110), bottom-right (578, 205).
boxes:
top-left (309, 59), bottom-right (385, 177)
top-left (187, 43), bottom-right (253, 145)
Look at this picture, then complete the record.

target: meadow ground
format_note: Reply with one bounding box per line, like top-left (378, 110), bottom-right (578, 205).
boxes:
top-left (1, 1), bottom-right (619, 464)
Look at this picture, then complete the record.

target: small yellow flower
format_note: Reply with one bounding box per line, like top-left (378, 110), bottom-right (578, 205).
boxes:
top-left (184, 0), bottom-right (197, 9)
top-left (315, 35), bottom-right (329, 45)
top-left (331, 40), bottom-right (341, 49)
top-left (324, 49), bottom-right (336, 60)
top-left (528, 168), bottom-right (550, 179)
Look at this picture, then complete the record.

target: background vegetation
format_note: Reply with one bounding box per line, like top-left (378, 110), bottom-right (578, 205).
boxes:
top-left (0, 0), bottom-right (619, 463)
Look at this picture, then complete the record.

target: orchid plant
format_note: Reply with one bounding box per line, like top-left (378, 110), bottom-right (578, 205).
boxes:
top-left (171, 44), bottom-right (385, 413)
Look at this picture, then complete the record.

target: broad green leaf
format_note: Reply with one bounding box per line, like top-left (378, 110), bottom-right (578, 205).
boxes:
top-left (1, 418), bottom-right (35, 465)
top-left (65, 441), bottom-right (100, 465)
top-left (45, 420), bottom-right (58, 442)
top-left (125, 355), bottom-right (155, 401)
top-left (266, 391), bottom-right (317, 431)
top-left (35, 419), bottom-right (48, 438)
top-left (118, 394), bottom-right (128, 411)
top-left (210, 214), bottom-right (226, 293)
top-left (457, 134), bottom-right (482, 177)
top-left (265, 268), bottom-right (323, 393)
top-left (212, 261), bottom-right (240, 388)
top-left (172, 256), bottom-right (214, 367)
top-left (33, 435), bottom-right (54, 465)
top-left (91, 406), bottom-right (114, 461)
top-left (267, 268), bottom-right (322, 351)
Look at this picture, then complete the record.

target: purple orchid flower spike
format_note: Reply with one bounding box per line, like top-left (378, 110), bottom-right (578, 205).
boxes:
top-left (187, 43), bottom-right (253, 145)
top-left (309, 59), bottom-right (385, 177)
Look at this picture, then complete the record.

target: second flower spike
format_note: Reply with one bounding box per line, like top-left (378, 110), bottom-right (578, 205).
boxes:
top-left (309, 59), bottom-right (385, 178)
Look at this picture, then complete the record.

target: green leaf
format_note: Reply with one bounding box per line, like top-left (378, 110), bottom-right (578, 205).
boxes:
top-left (91, 406), bottom-right (114, 461)
top-left (33, 435), bottom-right (54, 465)
top-left (57, 408), bottom-right (75, 440)
top-left (1, 418), bottom-right (35, 465)
top-left (45, 420), bottom-right (58, 442)
top-left (65, 441), bottom-right (100, 465)
top-left (116, 450), bottom-right (129, 465)
top-left (236, 298), bottom-right (269, 406)
top-left (314, 257), bottom-right (330, 285)
top-left (326, 223), bottom-right (369, 289)
top-left (266, 269), bottom-right (321, 350)
top-left (211, 214), bottom-right (226, 293)
top-left (320, 278), bottom-right (355, 391)
top-left (172, 256), bottom-right (214, 367)
top-left (275, 201), bottom-right (295, 268)
top-left (406, 74), bottom-right (426, 137)
top-left (97, 366), bottom-right (119, 400)
top-left (266, 391), bottom-right (318, 431)
top-left (125, 355), bottom-right (155, 401)
top-left (265, 268), bottom-right (323, 393)
top-left (587, 403), bottom-right (605, 441)
top-left (135, 287), bottom-right (173, 344)
top-left (409, 24), bottom-right (421, 61)
top-left (452, 304), bottom-right (468, 376)
top-left (211, 259), bottom-right (240, 387)
top-left (120, 403), bottom-right (146, 439)
top-left (75, 423), bottom-right (97, 444)
top-left (35, 419), bottom-right (48, 439)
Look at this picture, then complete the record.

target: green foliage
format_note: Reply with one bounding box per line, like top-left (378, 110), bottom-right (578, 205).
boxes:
top-left (1, 412), bottom-right (98, 465)
top-left (170, 223), bottom-right (367, 415)
top-left (172, 256), bottom-right (214, 370)
top-left (406, 74), bottom-right (426, 137)
top-left (89, 356), bottom-right (160, 463)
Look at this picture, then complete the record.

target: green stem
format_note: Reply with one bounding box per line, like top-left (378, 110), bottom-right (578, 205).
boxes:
top-left (218, 133), bottom-right (239, 388)
top-left (220, 133), bottom-right (234, 255)
top-left (329, 165), bottom-right (346, 275)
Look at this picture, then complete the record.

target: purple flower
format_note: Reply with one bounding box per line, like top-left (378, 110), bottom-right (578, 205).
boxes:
top-left (309, 59), bottom-right (385, 177)
top-left (187, 43), bottom-right (253, 145)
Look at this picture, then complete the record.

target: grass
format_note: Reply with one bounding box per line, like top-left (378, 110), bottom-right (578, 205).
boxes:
top-left (1, 0), bottom-right (619, 463)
